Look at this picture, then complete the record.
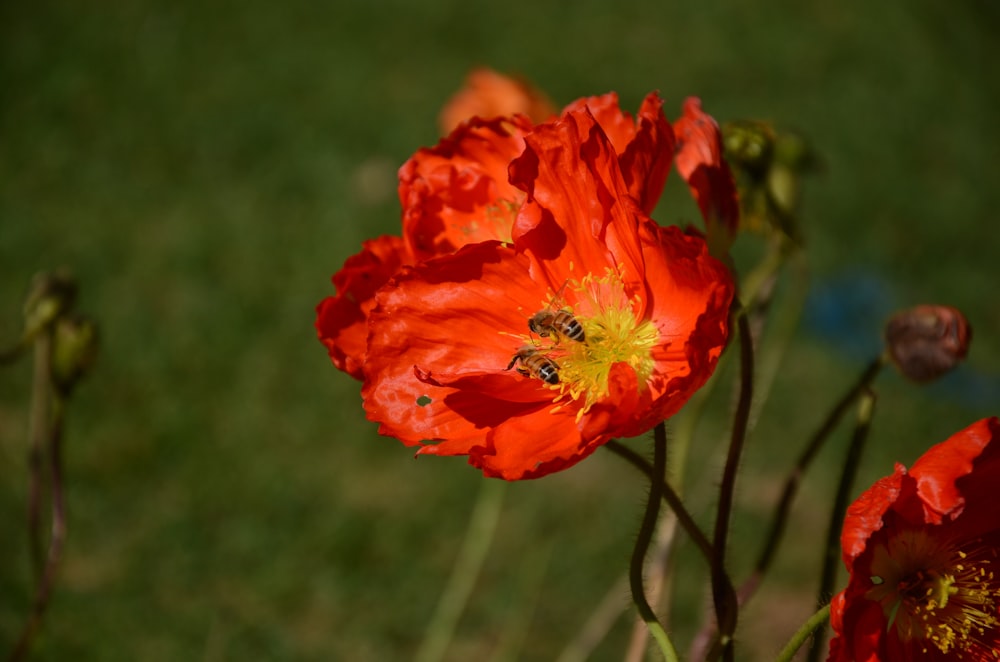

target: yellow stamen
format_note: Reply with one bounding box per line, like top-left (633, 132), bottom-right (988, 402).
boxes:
top-left (506, 267), bottom-right (660, 418)
top-left (867, 528), bottom-right (1000, 656)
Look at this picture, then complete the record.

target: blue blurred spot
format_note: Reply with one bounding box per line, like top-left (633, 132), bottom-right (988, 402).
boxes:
top-left (802, 271), bottom-right (894, 360)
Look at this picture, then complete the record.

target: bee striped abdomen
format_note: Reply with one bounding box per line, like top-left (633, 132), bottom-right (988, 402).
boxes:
top-left (506, 346), bottom-right (560, 385)
top-left (529, 309), bottom-right (585, 343)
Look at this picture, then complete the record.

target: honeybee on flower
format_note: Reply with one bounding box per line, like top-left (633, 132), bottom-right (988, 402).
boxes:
top-left (528, 281), bottom-right (586, 344)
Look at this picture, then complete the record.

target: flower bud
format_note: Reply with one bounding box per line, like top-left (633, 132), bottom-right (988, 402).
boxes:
top-left (884, 305), bottom-right (971, 383)
top-left (51, 314), bottom-right (99, 395)
top-left (22, 270), bottom-right (78, 340)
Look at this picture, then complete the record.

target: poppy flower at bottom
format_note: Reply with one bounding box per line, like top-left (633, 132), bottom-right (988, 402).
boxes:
top-left (828, 417), bottom-right (1000, 661)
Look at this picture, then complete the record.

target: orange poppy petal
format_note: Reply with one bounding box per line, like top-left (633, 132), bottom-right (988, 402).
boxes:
top-left (509, 107), bottom-right (645, 293)
top-left (316, 235), bottom-right (410, 380)
top-left (438, 68), bottom-right (556, 134)
top-left (674, 97), bottom-right (740, 250)
top-left (618, 92), bottom-right (674, 215)
top-left (473, 408), bottom-right (600, 480)
top-left (362, 241), bottom-right (551, 444)
top-left (399, 115), bottom-right (533, 261)
top-left (559, 91), bottom-right (674, 215)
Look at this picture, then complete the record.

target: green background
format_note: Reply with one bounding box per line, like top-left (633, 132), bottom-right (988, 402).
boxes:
top-left (2, 0), bottom-right (997, 659)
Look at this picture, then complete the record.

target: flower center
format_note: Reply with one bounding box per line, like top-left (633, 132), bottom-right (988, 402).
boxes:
top-left (867, 528), bottom-right (1000, 656)
top-left (528, 268), bottom-right (658, 417)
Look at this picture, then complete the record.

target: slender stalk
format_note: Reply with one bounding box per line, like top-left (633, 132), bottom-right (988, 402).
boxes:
top-left (8, 394), bottom-right (67, 662)
top-left (738, 353), bottom-right (887, 606)
top-left (628, 422), bottom-right (679, 662)
top-left (27, 328), bottom-right (53, 579)
top-left (806, 390), bottom-right (876, 662)
top-left (775, 604), bottom-right (831, 662)
top-left (415, 478), bottom-right (505, 662)
top-left (605, 440), bottom-right (714, 562)
top-left (709, 306), bottom-right (754, 661)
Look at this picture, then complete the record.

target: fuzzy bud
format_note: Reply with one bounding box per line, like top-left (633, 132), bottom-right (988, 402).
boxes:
top-left (22, 270), bottom-right (78, 340)
top-left (884, 305), bottom-right (971, 383)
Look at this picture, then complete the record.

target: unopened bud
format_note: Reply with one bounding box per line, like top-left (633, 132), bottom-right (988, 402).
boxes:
top-left (722, 120), bottom-right (775, 176)
top-left (884, 305), bottom-right (970, 383)
top-left (51, 314), bottom-right (99, 395)
top-left (23, 270), bottom-right (78, 339)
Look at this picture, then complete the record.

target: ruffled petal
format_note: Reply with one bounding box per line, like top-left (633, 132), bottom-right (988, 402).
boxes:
top-left (618, 92), bottom-right (674, 215)
top-left (316, 235), bottom-right (410, 379)
top-left (509, 107), bottom-right (645, 295)
top-left (473, 410), bottom-right (597, 480)
top-left (362, 241), bottom-right (551, 444)
top-left (909, 416), bottom-right (999, 524)
top-left (558, 92), bottom-right (674, 215)
top-left (674, 97), bottom-right (740, 253)
top-left (399, 116), bottom-right (533, 261)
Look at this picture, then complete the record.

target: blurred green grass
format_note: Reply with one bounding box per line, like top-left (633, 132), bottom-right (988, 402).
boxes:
top-left (1, 0), bottom-right (998, 659)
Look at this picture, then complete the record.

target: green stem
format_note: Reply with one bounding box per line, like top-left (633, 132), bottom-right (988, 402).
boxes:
top-left (628, 423), bottom-right (679, 662)
top-left (774, 604), bottom-right (831, 662)
top-left (806, 390), bottom-right (876, 662)
top-left (710, 306), bottom-right (754, 660)
top-left (739, 353), bottom-right (887, 606)
top-left (415, 478), bottom-right (506, 662)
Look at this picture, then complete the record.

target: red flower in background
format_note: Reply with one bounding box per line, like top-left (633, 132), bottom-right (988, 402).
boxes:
top-left (828, 417), bottom-right (1000, 661)
top-left (360, 107), bottom-right (733, 479)
top-left (317, 90), bottom-right (679, 380)
top-left (438, 67), bottom-right (557, 134)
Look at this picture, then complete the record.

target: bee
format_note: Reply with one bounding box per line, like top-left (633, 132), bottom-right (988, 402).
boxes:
top-left (506, 346), bottom-right (560, 385)
top-left (529, 309), bottom-right (585, 343)
top-left (528, 282), bottom-right (585, 343)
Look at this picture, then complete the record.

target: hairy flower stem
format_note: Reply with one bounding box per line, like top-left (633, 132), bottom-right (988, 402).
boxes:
top-left (416, 479), bottom-right (506, 662)
top-left (628, 423), bottom-right (679, 662)
top-left (709, 305), bottom-right (754, 662)
top-left (806, 390), bottom-right (876, 662)
top-left (738, 353), bottom-right (887, 606)
top-left (9, 394), bottom-right (67, 662)
top-left (775, 604), bottom-right (831, 662)
top-left (606, 440), bottom-right (714, 563)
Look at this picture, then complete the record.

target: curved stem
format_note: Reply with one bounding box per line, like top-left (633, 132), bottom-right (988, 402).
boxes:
top-left (775, 604), bottom-right (831, 662)
top-left (709, 306), bottom-right (754, 660)
top-left (605, 440), bottom-right (714, 563)
top-left (806, 390), bottom-right (876, 662)
top-left (628, 423), bottom-right (679, 662)
top-left (415, 478), bottom-right (506, 662)
top-left (738, 353), bottom-right (887, 606)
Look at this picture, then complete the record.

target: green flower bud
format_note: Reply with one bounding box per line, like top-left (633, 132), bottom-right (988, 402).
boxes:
top-left (51, 314), bottom-right (99, 395)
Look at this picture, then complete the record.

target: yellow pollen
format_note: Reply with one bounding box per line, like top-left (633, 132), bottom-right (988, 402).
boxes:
top-left (867, 528), bottom-right (1000, 656)
top-left (514, 267), bottom-right (659, 418)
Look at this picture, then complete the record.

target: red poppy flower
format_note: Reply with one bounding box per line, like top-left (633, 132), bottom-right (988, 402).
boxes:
top-left (438, 67), bottom-right (557, 134)
top-left (828, 417), bottom-right (1000, 661)
top-left (360, 106), bottom-right (734, 479)
top-left (674, 97), bottom-right (740, 256)
top-left (318, 92), bottom-right (680, 381)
